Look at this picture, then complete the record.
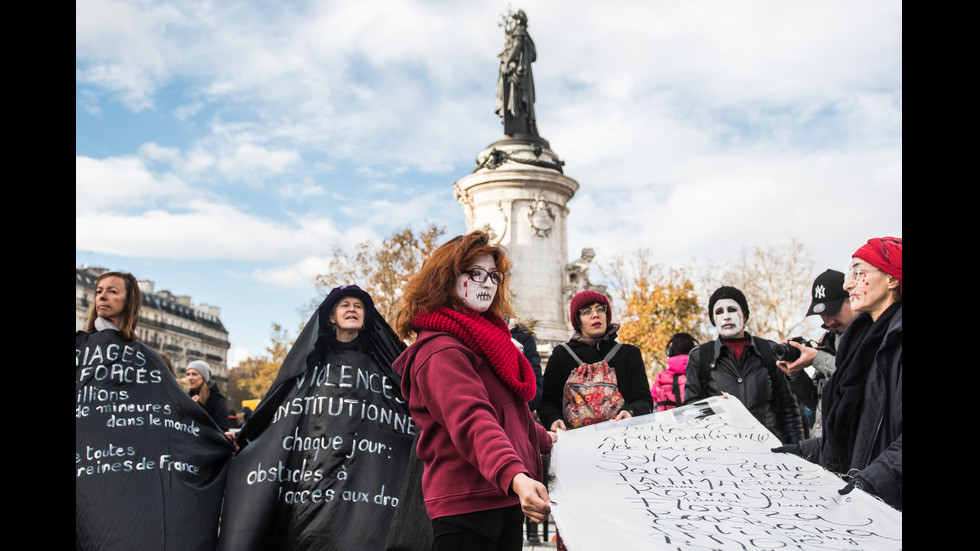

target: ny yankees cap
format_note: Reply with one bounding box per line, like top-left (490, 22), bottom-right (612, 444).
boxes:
top-left (806, 269), bottom-right (849, 316)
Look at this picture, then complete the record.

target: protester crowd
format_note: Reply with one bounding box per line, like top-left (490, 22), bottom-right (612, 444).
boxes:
top-left (76, 233), bottom-right (901, 550)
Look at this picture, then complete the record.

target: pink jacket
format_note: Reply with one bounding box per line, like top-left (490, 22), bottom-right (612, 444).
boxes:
top-left (653, 354), bottom-right (689, 411)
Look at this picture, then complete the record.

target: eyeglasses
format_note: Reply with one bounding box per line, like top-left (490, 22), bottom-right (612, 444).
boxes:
top-left (578, 304), bottom-right (607, 317)
top-left (845, 266), bottom-right (878, 282)
top-left (463, 268), bottom-right (505, 285)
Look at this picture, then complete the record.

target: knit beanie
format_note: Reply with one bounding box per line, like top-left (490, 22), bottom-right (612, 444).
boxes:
top-left (708, 286), bottom-right (749, 326)
top-left (852, 237), bottom-right (902, 291)
top-left (186, 360), bottom-right (212, 382)
top-left (320, 284), bottom-right (375, 325)
top-left (569, 289), bottom-right (611, 330)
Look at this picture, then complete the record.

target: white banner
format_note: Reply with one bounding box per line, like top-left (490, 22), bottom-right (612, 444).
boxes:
top-left (550, 394), bottom-right (901, 550)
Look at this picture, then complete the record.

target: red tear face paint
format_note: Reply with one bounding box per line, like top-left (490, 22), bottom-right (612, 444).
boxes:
top-left (714, 298), bottom-right (745, 339)
top-left (455, 255), bottom-right (498, 313)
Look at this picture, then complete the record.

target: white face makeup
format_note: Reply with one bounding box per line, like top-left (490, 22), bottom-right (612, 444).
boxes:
top-left (713, 298), bottom-right (746, 338)
top-left (455, 254), bottom-right (498, 313)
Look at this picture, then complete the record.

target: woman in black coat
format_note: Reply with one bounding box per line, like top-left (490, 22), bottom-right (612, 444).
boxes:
top-left (185, 360), bottom-right (231, 431)
top-left (539, 290), bottom-right (653, 432)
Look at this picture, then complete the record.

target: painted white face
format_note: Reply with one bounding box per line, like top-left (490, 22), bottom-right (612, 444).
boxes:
top-left (454, 254), bottom-right (498, 313)
top-left (714, 298), bottom-right (746, 338)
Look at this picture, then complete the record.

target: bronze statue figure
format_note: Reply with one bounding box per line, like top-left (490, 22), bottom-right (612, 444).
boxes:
top-left (496, 9), bottom-right (539, 138)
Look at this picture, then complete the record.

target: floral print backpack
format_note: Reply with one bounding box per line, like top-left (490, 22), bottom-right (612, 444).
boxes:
top-left (559, 342), bottom-right (626, 428)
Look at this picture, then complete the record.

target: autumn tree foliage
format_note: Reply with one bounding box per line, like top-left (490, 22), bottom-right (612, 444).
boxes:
top-left (313, 223), bottom-right (446, 323)
top-left (227, 323), bottom-right (292, 408)
top-left (602, 249), bottom-right (706, 380)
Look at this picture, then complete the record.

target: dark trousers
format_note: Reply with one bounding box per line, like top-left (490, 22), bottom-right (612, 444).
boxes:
top-left (431, 504), bottom-right (525, 551)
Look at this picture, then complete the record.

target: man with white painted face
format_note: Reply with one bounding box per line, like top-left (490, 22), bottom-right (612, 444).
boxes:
top-left (683, 286), bottom-right (804, 445)
top-left (776, 270), bottom-right (859, 437)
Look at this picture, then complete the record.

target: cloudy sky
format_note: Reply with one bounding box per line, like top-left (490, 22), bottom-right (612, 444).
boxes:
top-left (76, 0), bottom-right (902, 366)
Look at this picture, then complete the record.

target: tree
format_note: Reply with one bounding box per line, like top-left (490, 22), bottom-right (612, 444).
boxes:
top-left (696, 239), bottom-right (820, 342)
top-left (313, 223), bottom-right (446, 322)
top-left (602, 249), bottom-right (707, 380)
top-left (227, 323), bottom-right (293, 408)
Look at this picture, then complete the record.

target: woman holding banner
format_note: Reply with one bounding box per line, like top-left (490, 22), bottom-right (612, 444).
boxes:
top-left (393, 231), bottom-right (555, 551)
top-left (776, 237), bottom-right (902, 510)
top-left (217, 284), bottom-right (412, 551)
top-left (538, 289), bottom-right (654, 432)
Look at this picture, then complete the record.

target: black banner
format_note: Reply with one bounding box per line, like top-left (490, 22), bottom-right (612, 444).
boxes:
top-left (217, 309), bottom-right (414, 551)
top-left (76, 330), bottom-right (234, 551)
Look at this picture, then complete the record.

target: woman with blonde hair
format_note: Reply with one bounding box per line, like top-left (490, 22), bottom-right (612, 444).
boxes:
top-left (185, 360), bottom-right (231, 431)
top-left (392, 231), bottom-right (555, 551)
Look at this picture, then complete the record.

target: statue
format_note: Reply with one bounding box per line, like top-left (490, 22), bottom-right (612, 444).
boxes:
top-left (563, 248), bottom-right (608, 324)
top-left (496, 9), bottom-right (539, 138)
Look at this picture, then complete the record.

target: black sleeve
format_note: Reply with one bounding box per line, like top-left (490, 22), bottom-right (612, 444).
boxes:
top-left (683, 345), bottom-right (706, 404)
top-left (618, 346), bottom-right (653, 416)
top-left (785, 372), bottom-right (819, 413)
top-left (539, 345), bottom-right (573, 429)
top-left (209, 393), bottom-right (231, 432)
top-left (773, 367), bottom-right (804, 445)
top-left (516, 333), bottom-right (544, 412)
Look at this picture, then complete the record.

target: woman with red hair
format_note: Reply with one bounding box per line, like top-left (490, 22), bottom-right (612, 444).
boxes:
top-left (776, 236), bottom-right (902, 510)
top-left (393, 231), bottom-right (555, 551)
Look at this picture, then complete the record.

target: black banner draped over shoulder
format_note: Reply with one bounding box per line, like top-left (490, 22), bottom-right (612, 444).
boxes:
top-left (217, 303), bottom-right (414, 551)
top-left (76, 330), bottom-right (234, 551)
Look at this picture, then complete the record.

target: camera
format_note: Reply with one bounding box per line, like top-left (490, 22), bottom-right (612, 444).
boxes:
top-left (772, 337), bottom-right (812, 362)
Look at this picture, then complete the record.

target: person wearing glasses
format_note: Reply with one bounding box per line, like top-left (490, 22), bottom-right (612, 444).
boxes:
top-left (393, 231), bottom-right (555, 551)
top-left (538, 289), bottom-right (654, 433)
top-left (774, 237), bottom-right (902, 510)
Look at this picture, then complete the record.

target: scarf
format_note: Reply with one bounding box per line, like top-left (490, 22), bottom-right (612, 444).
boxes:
top-left (569, 322), bottom-right (621, 349)
top-left (820, 300), bottom-right (901, 474)
top-left (413, 307), bottom-right (536, 401)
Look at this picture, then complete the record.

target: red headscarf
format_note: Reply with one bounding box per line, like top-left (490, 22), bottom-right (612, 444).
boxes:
top-left (853, 236), bottom-right (902, 290)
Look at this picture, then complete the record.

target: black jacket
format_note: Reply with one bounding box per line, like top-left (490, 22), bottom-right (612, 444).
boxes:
top-left (511, 329), bottom-right (544, 412)
top-left (684, 335), bottom-right (804, 445)
top-left (199, 381), bottom-right (231, 431)
top-left (800, 306), bottom-right (902, 509)
top-left (539, 338), bottom-right (653, 430)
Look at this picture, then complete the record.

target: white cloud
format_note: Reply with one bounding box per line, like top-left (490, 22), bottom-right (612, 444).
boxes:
top-left (246, 256), bottom-right (333, 289)
top-left (75, 155), bottom-right (189, 215)
top-left (77, 0), bottom-right (900, 367)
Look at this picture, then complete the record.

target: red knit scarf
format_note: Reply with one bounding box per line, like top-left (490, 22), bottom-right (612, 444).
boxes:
top-left (412, 307), bottom-right (536, 401)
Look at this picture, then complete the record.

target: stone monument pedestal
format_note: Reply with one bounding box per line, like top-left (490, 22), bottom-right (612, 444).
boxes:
top-left (454, 137), bottom-right (579, 360)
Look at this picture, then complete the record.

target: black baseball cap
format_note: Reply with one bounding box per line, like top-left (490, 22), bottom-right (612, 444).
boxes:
top-left (806, 270), bottom-right (848, 316)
